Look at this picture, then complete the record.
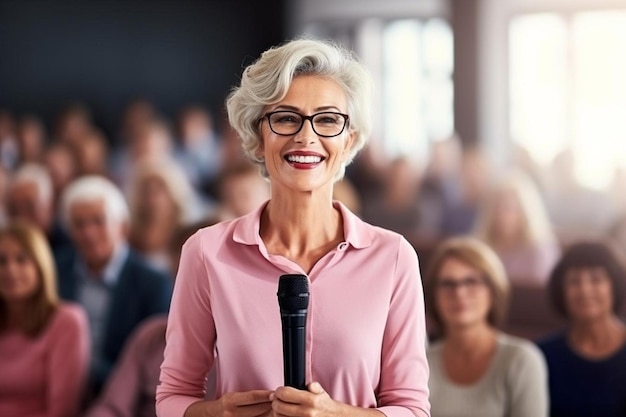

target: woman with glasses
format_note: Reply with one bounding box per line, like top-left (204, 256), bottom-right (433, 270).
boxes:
top-left (424, 237), bottom-right (548, 417)
top-left (538, 242), bottom-right (626, 417)
top-left (157, 39), bottom-right (430, 417)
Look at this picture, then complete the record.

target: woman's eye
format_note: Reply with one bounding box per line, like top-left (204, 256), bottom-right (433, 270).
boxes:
top-left (274, 115), bottom-right (299, 124)
top-left (317, 116), bottom-right (340, 125)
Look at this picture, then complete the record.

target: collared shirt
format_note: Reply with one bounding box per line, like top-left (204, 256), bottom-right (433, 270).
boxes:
top-left (75, 243), bottom-right (129, 367)
top-left (157, 202), bottom-right (430, 417)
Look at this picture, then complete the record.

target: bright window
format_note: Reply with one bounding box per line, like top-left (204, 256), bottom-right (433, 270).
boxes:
top-left (509, 10), bottom-right (626, 189)
top-left (381, 18), bottom-right (454, 164)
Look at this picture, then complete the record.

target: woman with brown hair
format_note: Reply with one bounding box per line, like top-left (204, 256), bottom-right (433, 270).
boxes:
top-left (424, 237), bottom-right (548, 417)
top-left (0, 221), bottom-right (90, 417)
top-left (538, 241), bottom-right (626, 417)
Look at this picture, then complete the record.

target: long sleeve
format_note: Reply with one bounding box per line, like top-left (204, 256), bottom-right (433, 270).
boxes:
top-left (376, 237), bottom-right (430, 417)
top-left (46, 304), bottom-right (91, 417)
top-left (156, 233), bottom-right (215, 417)
top-left (507, 340), bottom-right (549, 417)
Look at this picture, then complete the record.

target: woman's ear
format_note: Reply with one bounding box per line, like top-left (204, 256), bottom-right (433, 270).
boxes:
top-left (254, 138), bottom-right (265, 161)
top-left (341, 131), bottom-right (357, 162)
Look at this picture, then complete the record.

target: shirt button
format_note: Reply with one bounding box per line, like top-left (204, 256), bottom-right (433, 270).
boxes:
top-left (338, 242), bottom-right (348, 250)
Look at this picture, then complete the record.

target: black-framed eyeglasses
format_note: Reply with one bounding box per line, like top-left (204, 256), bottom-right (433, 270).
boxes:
top-left (260, 110), bottom-right (350, 138)
top-left (436, 276), bottom-right (487, 294)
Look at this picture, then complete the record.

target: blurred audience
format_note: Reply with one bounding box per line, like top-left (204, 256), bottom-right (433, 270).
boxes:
top-left (538, 241), bottom-right (626, 417)
top-left (43, 142), bottom-right (78, 210)
top-left (474, 169), bottom-right (560, 286)
top-left (55, 176), bottom-right (172, 395)
top-left (544, 149), bottom-right (616, 243)
top-left (440, 146), bottom-right (492, 236)
top-left (0, 165), bottom-right (9, 225)
top-left (16, 114), bottom-right (46, 165)
top-left (74, 129), bottom-right (110, 177)
top-left (116, 99), bottom-right (157, 147)
top-left (333, 177), bottom-right (362, 216)
top-left (5, 163), bottom-right (73, 253)
top-left (608, 215), bottom-right (626, 261)
top-left (0, 109), bottom-right (18, 170)
top-left (54, 102), bottom-right (94, 147)
top-left (361, 156), bottom-right (422, 235)
top-left (110, 117), bottom-right (175, 189)
top-left (213, 162), bottom-right (269, 221)
top-left (174, 105), bottom-right (223, 196)
top-left (127, 159), bottom-right (207, 272)
top-left (424, 237), bottom-right (548, 417)
top-left (417, 136), bottom-right (465, 237)
top-left (0, 221), bottom-right (90, 417)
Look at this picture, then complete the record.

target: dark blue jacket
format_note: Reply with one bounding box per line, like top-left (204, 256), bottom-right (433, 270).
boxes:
top-left (55, 247), bottom-right (173, 390)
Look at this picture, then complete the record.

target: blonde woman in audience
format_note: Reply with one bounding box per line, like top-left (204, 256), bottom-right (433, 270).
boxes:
top-left (127, 158), bottom-right (205, 272)
top-left (424, 237), bottom-right (548, 417)
top-left (538, 241), bottom-right (626, 417)
top-left (474, 169), bottom-right (560, 286)
top-left (0, 221), bottom-right (90, 417)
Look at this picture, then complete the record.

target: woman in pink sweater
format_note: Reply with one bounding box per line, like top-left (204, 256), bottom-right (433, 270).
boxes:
top-left (0, 220), bottom-right (90, 417)
top-left (157, 39), bottom-right (430, 417)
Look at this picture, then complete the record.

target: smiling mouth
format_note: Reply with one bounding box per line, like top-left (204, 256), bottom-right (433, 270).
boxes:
top-left (284, 155), bottom-right (324, 164)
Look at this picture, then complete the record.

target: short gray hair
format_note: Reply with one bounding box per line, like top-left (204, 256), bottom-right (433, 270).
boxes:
top-left (60, 175), bottom-right (129, 230)
top-left (226, 38), bottom-right (373, 180)
top-left (10, 163), bottom-right (53, 204)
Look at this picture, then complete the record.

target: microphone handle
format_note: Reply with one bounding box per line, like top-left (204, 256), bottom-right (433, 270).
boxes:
top-left (281, 311), bottom-right (307, 390)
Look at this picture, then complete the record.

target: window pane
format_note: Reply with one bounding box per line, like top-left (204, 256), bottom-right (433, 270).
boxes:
top-left (572, 10), bottom-right (626, 188)
top-left (509, 13), bottom-right (568, 165)
top-left (424, 18), bottom-right (454, 141)
top-left (383, 20), bottom-right (425, 160)
top-left (382, 18), bottom-right (454, 164)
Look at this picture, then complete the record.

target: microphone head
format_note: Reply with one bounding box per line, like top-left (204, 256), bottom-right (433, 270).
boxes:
top-left (277, 274), bottom-right (309, 312)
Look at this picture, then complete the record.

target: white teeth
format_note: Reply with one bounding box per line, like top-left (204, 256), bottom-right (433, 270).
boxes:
top-left (286, 155), bottom-right (322, 164)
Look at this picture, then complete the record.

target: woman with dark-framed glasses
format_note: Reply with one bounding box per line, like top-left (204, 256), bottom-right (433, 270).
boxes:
top-left (156, 38), bottom-right (431, 417)
top-left (423, 237), bottom-right (548, 417)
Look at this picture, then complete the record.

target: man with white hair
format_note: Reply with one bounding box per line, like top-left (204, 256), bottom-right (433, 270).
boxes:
top-left (55, 175), bottom-right (172, 395)
top-left (5, 163), bottom-right (72, 251)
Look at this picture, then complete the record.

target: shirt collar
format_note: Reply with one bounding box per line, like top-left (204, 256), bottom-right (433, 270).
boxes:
top-left (232, 200), bottom-right (374, 249)
top-left (76, 243), bottom-right (130, 286)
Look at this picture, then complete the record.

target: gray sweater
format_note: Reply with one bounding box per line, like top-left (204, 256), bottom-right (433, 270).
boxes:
top-left (427, 333), bottom-right (548, 417)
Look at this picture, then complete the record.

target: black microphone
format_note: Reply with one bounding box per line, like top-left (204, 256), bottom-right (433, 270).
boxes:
top-left (277, 274), bottom-right (309, 390)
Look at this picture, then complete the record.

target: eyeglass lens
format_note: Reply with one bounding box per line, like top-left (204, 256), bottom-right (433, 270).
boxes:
top-left (268, 111), bottom-right (347, 137)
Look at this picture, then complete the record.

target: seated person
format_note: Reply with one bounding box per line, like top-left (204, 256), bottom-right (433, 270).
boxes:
top-left (55, 175), bottom-right (172, 394)
top-left (473, 169), bottom-right (560, 286)
top-left (85, 218), bottom-right (217, 417)
top-left (538, 241), bottom-right (626, 417)
top-left (424, 236), bottom-right (548, 417)
top-left (127, 158), bottom-right (206, 273)
top-left (5, 163), bottom-right (72, 252)
top-left (213, 162), bottom-right (269, 221)
top-left (0, 221), bottom-right (90, 417)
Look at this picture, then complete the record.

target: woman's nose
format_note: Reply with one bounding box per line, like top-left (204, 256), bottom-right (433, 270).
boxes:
top-left (293, 119), bottom-right (318, 144)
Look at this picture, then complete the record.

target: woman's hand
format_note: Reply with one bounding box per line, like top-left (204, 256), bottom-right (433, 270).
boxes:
top-left (270, 382), bottom-right (340, 417)
top-left (184, 390), bottom-right (274, 417)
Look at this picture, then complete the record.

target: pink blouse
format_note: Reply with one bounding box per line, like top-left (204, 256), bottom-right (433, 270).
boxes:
top-left (0, 302), bottom-right (90, 417)
top-left (157, 202), bottom-right (430, 417)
